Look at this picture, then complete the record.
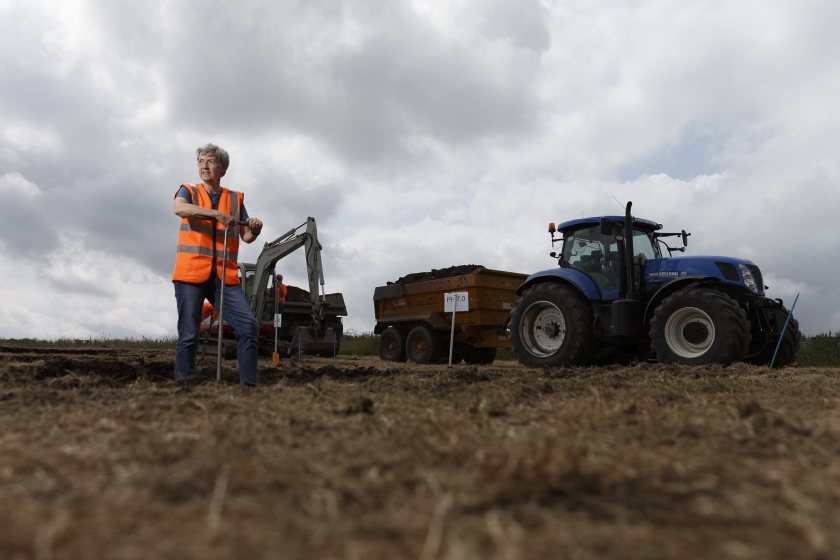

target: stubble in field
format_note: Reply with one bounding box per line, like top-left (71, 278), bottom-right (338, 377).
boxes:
top-left (1, 345), bottom-right (839, 559)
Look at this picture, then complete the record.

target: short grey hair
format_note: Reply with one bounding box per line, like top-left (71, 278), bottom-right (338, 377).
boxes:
top-left (196, 143), bottom-right (230, 173)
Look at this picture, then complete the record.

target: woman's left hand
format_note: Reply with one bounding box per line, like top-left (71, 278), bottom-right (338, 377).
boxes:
top-left (246, 218), bottom-right (263, 235)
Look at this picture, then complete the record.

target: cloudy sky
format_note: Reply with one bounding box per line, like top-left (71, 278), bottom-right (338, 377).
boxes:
top-left (1, 0), bottom-right (838, 340)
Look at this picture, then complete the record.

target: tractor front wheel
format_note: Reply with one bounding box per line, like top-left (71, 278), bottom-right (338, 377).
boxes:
top-left (510, 283), bottom-right (594, 367)
top-left (744, 310), bottom-right (801, 368)
top-left (651, 288), bottom-right (750, 365)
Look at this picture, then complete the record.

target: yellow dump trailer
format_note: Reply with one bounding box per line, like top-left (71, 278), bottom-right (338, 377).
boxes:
top-left (373, 266), bottom-right (527, 364)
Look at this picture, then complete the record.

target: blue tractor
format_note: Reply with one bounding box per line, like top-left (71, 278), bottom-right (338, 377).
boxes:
top-left (510, 202), bottom-right (801, 367)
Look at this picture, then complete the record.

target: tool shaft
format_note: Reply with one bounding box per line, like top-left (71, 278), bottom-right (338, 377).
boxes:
top-left (216, 226), bottom-right (230, 381)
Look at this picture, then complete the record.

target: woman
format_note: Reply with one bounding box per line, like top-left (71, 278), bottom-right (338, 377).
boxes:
top-left (171, 143), bottom-right (264, 385)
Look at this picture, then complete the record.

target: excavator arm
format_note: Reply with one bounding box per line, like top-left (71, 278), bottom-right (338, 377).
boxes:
top-left (249, 217), bottom-right (329, 330)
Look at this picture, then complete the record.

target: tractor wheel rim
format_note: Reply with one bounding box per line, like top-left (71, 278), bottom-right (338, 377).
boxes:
top-left (521, 300), bottom-right (566, 357)
top-left (664, 306), bottom-right (715, 358)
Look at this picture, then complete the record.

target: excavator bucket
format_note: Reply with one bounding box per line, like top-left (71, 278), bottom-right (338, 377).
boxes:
top-left (289, 327), bottom-right (340, 357)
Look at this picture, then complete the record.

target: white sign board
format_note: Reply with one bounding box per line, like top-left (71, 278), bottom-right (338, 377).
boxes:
top-left (444, 292), bottom-right (469, 313)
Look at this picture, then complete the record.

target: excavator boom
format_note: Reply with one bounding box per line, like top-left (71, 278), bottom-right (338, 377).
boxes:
top-left (250, 217), bottom-right (328, 325)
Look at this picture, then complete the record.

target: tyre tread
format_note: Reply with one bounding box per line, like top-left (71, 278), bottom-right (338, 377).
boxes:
top-left (650, 288), bottom-right (750, 365)
top-left (510, 283), bottom-right (594, 367)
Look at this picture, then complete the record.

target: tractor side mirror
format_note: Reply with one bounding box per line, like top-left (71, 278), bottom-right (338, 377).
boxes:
top-left (682, 230), bottom-right (690, 246)
top-left (600, 218), bottom-right (613, 235)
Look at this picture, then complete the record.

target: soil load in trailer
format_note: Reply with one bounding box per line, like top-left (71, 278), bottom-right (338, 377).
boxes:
top-left (373, 266), bottom-right (527, 364)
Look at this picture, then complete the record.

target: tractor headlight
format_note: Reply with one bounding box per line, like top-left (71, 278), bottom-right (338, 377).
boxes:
top-left (739, 264), bottom-right (758, 293)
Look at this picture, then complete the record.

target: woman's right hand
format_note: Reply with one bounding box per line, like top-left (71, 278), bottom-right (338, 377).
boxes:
top-left (215, 211), bottom-right (237, 227)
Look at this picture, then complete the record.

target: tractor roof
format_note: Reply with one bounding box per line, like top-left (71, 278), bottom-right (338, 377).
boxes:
top-left (556, 216), bottom-right (662, 232)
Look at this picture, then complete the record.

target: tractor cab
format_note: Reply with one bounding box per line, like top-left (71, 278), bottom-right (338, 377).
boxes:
top-left (550, 216), bottom-right (662, 301)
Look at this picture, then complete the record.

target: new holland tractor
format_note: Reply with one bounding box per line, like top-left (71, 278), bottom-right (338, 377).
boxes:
top-left (510, 202), bottom-right (801, 367)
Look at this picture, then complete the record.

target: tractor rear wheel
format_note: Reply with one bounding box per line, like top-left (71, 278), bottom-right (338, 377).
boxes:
top-left (379, 327), bottom-right (406, 362)
top-left (650, 288), bottom-right (750, 365)
top-left (510, 283), bottom-right (594, 367)
top-left (406, 325), bottom-right (441, 364)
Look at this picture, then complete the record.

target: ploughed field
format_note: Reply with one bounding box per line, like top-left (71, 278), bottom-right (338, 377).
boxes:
top-left (1, 345), bottom-right (839, 559)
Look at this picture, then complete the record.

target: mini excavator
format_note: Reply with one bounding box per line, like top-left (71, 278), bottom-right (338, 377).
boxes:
top-left (200, 217), bottom-right (347, 358)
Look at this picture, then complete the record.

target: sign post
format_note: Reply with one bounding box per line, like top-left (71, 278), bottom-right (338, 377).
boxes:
top-left (444, 291), bottom-right (469, 366)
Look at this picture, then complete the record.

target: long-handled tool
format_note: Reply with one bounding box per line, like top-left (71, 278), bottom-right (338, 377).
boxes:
top-left (216, 223), bottom-right (232, 382)
top-left (272, 277), bottom-right (280, 367)
top-left (200, 309), bottom-right (211, 364)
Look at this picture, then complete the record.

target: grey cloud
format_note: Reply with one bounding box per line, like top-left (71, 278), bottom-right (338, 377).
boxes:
top-left (473, 0), bottom-right (552, 53)
top-left (0, 191), bottom-right (58, 256)
top-left (44, 274), bottom-right (116, 298)
top-left (127, 1), bottom-right (542, 163)
top-left (328, 29), bottom-right (538, 151)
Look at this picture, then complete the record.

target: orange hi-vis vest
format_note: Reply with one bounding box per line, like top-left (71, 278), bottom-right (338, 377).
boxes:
top-left (276, 283), bottom-right (288, 304)
top-left (172, 183), bottom-right (243, 285)
top-left (201, 301), bottom-right (218, 321)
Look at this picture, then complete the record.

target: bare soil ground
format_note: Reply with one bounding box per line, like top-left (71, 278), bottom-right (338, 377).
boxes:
top-left (1, 346), bottom-right (839, 560)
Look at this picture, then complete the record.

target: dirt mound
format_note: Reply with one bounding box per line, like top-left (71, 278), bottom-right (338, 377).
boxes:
top-left (285, 284), bottom-right (311, 303)
top-left (393, 264), bottom-right (485, 285)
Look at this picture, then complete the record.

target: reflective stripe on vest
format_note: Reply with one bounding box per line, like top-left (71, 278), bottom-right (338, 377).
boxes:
top-left (172, 183), bottom-right (243, 285)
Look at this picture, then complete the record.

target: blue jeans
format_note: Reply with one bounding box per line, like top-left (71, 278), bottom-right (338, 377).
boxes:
top-left (174, 278), bottom-right (259, 385)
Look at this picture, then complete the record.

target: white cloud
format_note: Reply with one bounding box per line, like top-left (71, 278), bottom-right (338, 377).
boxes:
top-left (0, 172), bottom-right (42, 197)
top-left (0, 0), bottom-right (838, 341)
top-left (1, 124), bottom-right (63, 157)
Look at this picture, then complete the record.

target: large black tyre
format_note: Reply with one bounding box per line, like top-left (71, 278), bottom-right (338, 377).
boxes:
top-left (745, 315), bottom-right (801, 368)
top-left (406, 325), bottom-right (442, 364)
top-left (379, 327), bottom-right (406, 362)
top-left (650, 288), bottom-right (750, 365)
top-left (465, 346), bottom-right (497, 365)
top-left (510, 283), bottom-right (595, 367)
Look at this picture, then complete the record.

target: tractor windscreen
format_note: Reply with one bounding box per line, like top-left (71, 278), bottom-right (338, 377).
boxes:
top-left (629, 229), bottom-right (658, 260)
top-left (562, 225), bottom-right (659, 274)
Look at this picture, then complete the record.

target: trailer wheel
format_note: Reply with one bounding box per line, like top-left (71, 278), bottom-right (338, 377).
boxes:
top-left (465, 347), bottom-right (497, 365)
top-left (510, 283), bottom-right (594, 367)
top-left (650, 288), bottom-right (750, 365)
top-left (379, 327), bottom-right (406, 362)
top-left (406, 325), bottom-right (441, 364)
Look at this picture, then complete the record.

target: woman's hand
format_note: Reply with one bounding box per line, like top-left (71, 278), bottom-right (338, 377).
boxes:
top-left (245, 218), bottom-right (263, 236)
